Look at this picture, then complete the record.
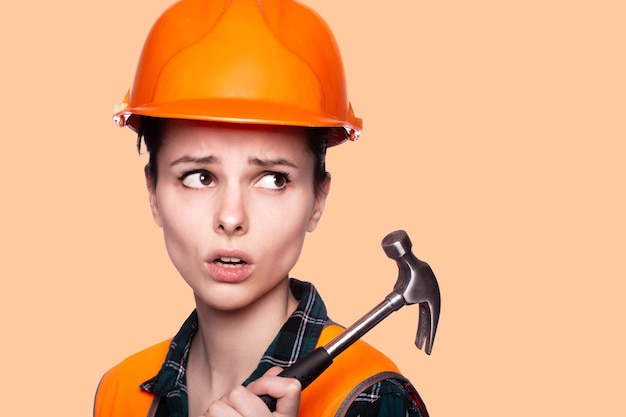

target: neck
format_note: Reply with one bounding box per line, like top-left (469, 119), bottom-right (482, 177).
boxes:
top-left (187, 278), bottom-right (298, 401)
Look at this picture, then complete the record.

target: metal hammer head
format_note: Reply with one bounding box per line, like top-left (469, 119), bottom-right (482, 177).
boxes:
top-left (382, 230), bottom-right (441, 355)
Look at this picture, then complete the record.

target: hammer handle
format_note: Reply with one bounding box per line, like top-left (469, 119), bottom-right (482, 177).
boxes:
top-left (260, 292), bottom-right (405, 411)
top-left (259, 347), bottom-right (333, 411)
top-left (326, 292), bottom-right (404, 357)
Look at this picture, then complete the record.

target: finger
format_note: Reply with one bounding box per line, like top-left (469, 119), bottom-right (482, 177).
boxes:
top-left (202, 396), bottom-right (243, 417)
top-left (217, 385), bottom-right (273, 417)
top-left (245, 366), bottom-right (283, 396)
top-left (263, 366), bottom-right (284, 377)
top-left (247, 373), bottom-right (301, 416)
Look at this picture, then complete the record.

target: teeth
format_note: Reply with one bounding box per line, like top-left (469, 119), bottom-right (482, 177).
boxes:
top-left (220, 257), bottom-right (241, 263)
top-left (216, 257), bottom-right (245, 268)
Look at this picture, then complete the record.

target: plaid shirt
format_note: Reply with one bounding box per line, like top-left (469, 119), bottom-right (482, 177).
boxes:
top-left (141, 279), bottom-right (425, 417)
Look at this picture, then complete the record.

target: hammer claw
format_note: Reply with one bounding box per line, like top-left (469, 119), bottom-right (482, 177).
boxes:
top-left (416, 302), bottom-right (437, 355)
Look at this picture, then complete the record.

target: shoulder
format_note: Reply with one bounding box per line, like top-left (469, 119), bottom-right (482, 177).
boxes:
top-left (94, 339), bottom-right (172, 417)
top-left (316, 324), bottom-right (400, 373)
top-left (300, 324), bottom-right (428, 417)
top-left (100, 338), bottom-right (172, 385)
top-left (343, 376), bottom-right (428, 417)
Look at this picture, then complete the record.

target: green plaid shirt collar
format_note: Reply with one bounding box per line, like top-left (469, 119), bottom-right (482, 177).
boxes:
top-left (140, 278), bottom-right (328, 417)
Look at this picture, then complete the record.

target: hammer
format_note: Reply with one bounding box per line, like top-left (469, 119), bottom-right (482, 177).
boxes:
top-left (261, 229), bottom-right (441, 411)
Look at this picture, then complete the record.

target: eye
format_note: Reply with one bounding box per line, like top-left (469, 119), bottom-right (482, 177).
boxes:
top-left (180, 170), bottom-right (215, 188)
top-left (254, 172), bottom-right (291, 190)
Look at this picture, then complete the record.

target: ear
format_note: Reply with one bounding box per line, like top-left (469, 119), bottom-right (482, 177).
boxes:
top-left (145, 166), bottom-right (163, 228)
top-left (307, 173), bottom-right (331, 232)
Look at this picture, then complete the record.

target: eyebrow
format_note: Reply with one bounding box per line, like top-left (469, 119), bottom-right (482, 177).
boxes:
top-left (169, 155), bottom-right (297, 169)
top-left (248, 157), bottom-right (298, 169)
top-left (169, 155), bottom-right (218, 167)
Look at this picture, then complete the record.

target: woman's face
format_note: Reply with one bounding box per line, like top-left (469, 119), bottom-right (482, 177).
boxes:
top-left (147, 120), bottom-right (329, 312)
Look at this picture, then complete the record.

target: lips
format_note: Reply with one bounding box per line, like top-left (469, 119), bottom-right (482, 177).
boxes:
top-left (206, 251), bottom-right (253, 282)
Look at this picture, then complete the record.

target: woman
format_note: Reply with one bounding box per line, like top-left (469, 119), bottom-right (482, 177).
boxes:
top-left (95, 0), bottom-right (428, 416)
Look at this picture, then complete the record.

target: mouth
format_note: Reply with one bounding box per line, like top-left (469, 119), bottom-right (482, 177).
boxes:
top-left (214, 256), bottom-right (247, 269)
top-left (206, 253), bottom-right (253, 283)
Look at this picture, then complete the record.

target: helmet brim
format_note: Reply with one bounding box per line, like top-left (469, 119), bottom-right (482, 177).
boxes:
top-left (114, 98), bottom-right (362, 147)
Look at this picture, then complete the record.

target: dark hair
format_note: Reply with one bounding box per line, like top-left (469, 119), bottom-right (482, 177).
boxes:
top-left (137, 117), bottom-right (329, 194)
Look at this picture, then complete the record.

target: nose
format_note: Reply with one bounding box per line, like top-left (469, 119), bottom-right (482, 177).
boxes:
top-left (214, 183), bottom-right (248, 236)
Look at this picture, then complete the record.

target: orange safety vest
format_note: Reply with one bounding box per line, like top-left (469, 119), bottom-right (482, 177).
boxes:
top-left (94, 324), bottom-right (427, 417)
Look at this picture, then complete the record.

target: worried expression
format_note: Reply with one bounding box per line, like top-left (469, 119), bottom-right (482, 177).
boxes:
top-left (147, 120), bottom-right (330, 312)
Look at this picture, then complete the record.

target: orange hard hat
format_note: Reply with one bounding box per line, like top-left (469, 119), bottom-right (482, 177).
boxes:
top-left (113, 0), bottom-right (362, 146)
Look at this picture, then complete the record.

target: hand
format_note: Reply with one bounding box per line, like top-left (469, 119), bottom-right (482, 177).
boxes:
top-left (201, 367), bottom-right (301, 417)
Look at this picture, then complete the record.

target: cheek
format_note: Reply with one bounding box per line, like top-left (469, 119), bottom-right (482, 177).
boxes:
top-left (267, 194), bottom-right (315, 242)
top-left (158, 209), bottom-right (206, 284)
top-left (160, 216), bottom-right (191, 263)
top-left (156, 192), bottom-right (203, 254)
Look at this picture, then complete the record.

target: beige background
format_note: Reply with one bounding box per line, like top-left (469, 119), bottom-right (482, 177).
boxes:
top-left (1, 0), bottom-right (624, 415)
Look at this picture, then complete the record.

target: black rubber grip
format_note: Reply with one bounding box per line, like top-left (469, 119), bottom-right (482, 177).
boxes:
top-left (259, 347), bottom-right (333, 411)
